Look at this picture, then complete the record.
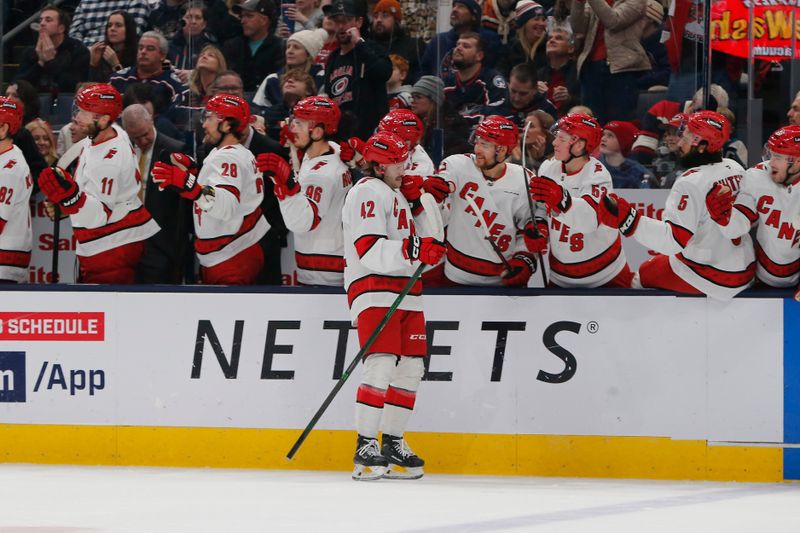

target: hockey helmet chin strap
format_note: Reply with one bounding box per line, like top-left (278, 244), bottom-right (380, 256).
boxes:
top-left (301, 123), bottom-right (325, 153)
top-left (781, 161), bottom-right (800, 186)
top-left (563, 136), bottom-right (589, 165)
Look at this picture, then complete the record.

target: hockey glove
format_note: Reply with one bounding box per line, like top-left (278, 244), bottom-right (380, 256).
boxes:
top-left (403, 236), bottom-right (446, 265)
top-left (597, 193), bottom-right (640, 237)
top-left (706, 182), bottom-right (734, 226)
top-left (38, 166), bottom-right (86, 215)
top-left (279, 121), bottom-right (295, 148)
top-left (257, 153), bottom-right (299, 200)
top-left (501, 252), bottom-right (537, 287)
top-left (151, 153), bottom-right (201, 201)
top-left (523, 220), bottom-right (549, 254)
top-left (400, 174), bottom-right (423, 203)
top-left (421, 176), bottom-right (451, 203)
top-left (344, 137), bottom-right (367, 168)
top-left (530, 176), bottom-right (572, 214)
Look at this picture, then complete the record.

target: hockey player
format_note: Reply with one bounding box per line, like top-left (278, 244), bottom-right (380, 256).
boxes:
top-left (256, 96), bottom-right (351, 286)
top-left (38, 83), bottom-right (159, 284)
top-left (342, 131), bottom-right (445, 480)
top-left (596, 110), bottom-right (755, 299)
top-left (433, 115), bottom-right (537, 287)
top-left (0, 98), bottom-right (33, 283)
top-left (529, 113), bottom-right (634, 288)
top-left (152, 94), bottom-right (268, 285)
top-left (714, 126), bottom-right (800, 291)
top-left (377, 109), bottom-right (436, 176)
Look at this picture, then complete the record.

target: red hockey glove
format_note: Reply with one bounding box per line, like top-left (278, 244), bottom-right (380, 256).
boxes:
top-left (501, 252), bottom-right (537, 287)
top-left (523, 220), bottom-right (549, 254)
top-left (279, 121), bottom-right (295, 148)
top-left (345, 137), bottom-right (367, 168)
top-left (421, 176), bottom-right (451, 203)
top-left (597, 193), bottom-right (640, 236)
top-left (403, 236), bottom-right (446, 265)
top-left (151, 153), bottom-right (201, 201)
top-left (400, 174), bottom-right (423, 203)
top-left (38, 166), bottom-right (85, 214)
top-left (339, 140), bottom-right (355, 164)
top-left (530, 176), bottom-right (572, 214)
top-left (257, 152), bottom-right (299, 200)
top-left (706, 182), bottom-right (734, 226)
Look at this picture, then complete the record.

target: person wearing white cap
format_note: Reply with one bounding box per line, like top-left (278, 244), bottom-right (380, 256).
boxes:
top-left (253, 28), bottom-right (328, 107)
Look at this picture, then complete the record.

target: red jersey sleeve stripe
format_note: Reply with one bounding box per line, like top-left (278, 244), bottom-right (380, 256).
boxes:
top-left (666, 220), bottom-right (693, 248)
top-left (354, 234), bottom-right (385, 259)
top-left (549, 236), bottom-right (622, 279)
top-left (194, 207), bottom-right (263, 255)
top-left (677, 253), bottom-right (756, 288)
top-left (216, 184), bottom-right (241, 202)
top-left (295, 252), bottom-right (345, 273)
top-left (756, 243), bottom-right (800, 279)
top-left (308, 199), bottom-right (322, 231)
top-left (72, 206), bottom-right (153, 244)
top-left (446, 244), bottom-right (504, 277)
top-left (734, 204), bottom-right (758, 224)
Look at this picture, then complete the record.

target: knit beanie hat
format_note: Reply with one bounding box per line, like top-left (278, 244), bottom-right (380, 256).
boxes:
top-left (411, 75), bottom-right (444, 107)
top-left (288, 28), bottom-right (327, 60)
top-left (604, 121), bottom-right (638, 156)
top-left (374, 0), bottom-right (403, 22)
top-left (515, 0), bottom-right (544, 28)
top-left (453, 0), bottom-right (482, 25)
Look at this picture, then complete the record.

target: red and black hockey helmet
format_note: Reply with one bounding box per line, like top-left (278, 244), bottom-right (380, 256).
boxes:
top-left (362, 131), bottom-right (409, 165)
top-left (474, 115), bottom-right (519, 149)
top-left (766, 125), bottom-right (800, 159)
top-left (684, 110), bottom-right (730, 153)
top-left (378, 109), bottom-right (424, 146)
top-left (0, 97), bottom-right (24, 135)
top-left (206, 93), bottom-right (252, 134)
top-left (556, 112), bottom-right (602, 153)
top-left (75, 83), bottom-right (123, 122)
top-left (292, 96), bottom-right (341, 134)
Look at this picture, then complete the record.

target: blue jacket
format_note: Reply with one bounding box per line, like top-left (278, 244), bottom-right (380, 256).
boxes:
top-left (421, 27), bottom-right (503, 78)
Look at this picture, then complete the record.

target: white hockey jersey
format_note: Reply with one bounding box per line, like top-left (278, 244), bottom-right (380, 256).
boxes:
top-left (405, 144), bottom-right (435, 176)
top-left (280, 148), bottom-right (352, 286)
top-left (0, 144), bottom-right (32, 282)
top-left (343, 176), bottom-right (437, 322)
top-left (537, 157), bottom-right (627, 287)
top-left (436, 154), bottom-right (532, 286)
top-left (71, 124), bottom-right (160, 257)
top-left (631, 159), bottom-right (755, 300)
top-left (720, 162), bottom-right (800, 288)
top-left (193, 143), bottom-right (269, 267)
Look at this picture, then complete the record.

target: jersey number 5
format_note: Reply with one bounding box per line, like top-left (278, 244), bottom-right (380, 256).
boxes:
top-left (360, 200), bottom-right (375, 219)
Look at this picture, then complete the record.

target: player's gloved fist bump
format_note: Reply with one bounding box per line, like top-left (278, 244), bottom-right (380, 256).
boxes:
top-left (523, 221), bottom-right (549, 254)
top-left (706, 182), bottom-right (734, 226)
top-left (400, 174), bottom-right (423, 202)
top-left (501, 253), bottom-right (537, 287)
top-left (421, 176), bottom-right (450, 203)
top-left (151, 153), bottom-right (201, 201)
top-left (38, 166), bottom-right (86, 214)
top-left (530, 176), bottom-right (572, 214)
top-left (598, 193), bottom-right (640, 236)
top-left (257, 153), bottom-right (298, 200)
top-left (279, 122), bottom-right (295, 148)
top-left (403, 236), bottom-right (446, 265)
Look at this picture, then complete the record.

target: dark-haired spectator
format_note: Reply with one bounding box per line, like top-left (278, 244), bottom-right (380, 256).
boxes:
top-left (223, 0), bottom-right (286, 91)
top-left (323, 0), bottom-right (392, 139)
top-left (496, 0), bottom-right (547, 78)
top-left (149, 0), bottom-right (190, 40)
top-left (168, 2), bottom-right (218, 77)
top-left (253, 29), bottom-right (327, 108)
top-left (442, 32), bottom-right (509, 121)
top-left (88, 11), bottom-right (139, 82)
top-left (70, 0), bottom-right (151, 47)
top-left (718, 107), bottom-right (747, 167)
top-left (421, 0), bottom-right (502, 78)
top-left (637, 0), bottom-right (670, 90)
top-left (505, 63), bottom-right (556, 129)
top-left (15, 5), bottom-right (90, 92)
top-left (387, 54), bottom-right (413, 110)
top-left (787, 90), bottom-right (800, 126)
top-left (263, 69), bottom-right (318, 138)
top-left (5, 81), bottom-right (40, 126)
top-left (481, 0), bottom-right (516, 45)
top-left (537, 22), bottom-right (580, 117)
top-left (570, 0), bottom-right (650, 124)
top-left (315, 5), bottom-right (341, 68)
top-left (368, 0), bottom-right (425, 83)
top-left (599, 120), bottom-right (651, 188)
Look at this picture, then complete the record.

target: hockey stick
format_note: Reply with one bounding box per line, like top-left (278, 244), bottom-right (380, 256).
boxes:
top-left (51, 204), bottom-right (60, 284)
top-left (521, 121), bottom-right (548, 286)
top-left (463, 193), bottom-right (514, 272)
top-left (286, 193), bottom-right (444, 460)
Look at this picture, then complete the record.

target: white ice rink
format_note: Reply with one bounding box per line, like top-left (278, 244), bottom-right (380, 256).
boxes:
top-left (0, 465), bottom-right (798, 532)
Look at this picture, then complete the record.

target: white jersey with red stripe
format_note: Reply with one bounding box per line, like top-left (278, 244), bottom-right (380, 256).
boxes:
top-left (280, 147), bottom-right (352, 286)
top-left (193, 143), bottom-right (269, 268)
top-left (0, 144), bottom-right (33, 282)
top-left (631, 158), bottom-right (755, 300)
top-left (343, 176), bottom-right (432, 323)
top-left (436, 154), bottom-right (531, 286)
top-left (719, 162), bottom-right (800, 288)
top-left (71, 124), bottom-right (160, 257)
top-left (537, 157), bottom-right (627, 287)
top-left (405, 144), bottom-right (435, 176)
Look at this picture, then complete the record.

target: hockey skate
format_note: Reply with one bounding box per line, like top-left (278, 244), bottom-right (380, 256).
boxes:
top-left (352, 435), bottom-right (388, 481)
top-left (381, 434), bottom-right (425, 480)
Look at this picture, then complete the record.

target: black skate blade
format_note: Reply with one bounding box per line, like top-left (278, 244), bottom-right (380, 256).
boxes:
top-left (352, 464), bottom-right (386, 481)
top-left (384, 465), bottom-right (424, 480)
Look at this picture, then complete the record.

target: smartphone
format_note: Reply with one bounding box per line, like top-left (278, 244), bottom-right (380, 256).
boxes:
top-left (281, 0), bottom-right (296, 34)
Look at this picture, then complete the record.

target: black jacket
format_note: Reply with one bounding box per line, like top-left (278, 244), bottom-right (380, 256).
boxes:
top-left (15, 36), bottom-right (90, 92)
top-left (14, 128), bottom-right (47, 190)
top-left (222, 34), bottom-right (285, 92)
top-left (368, 26), bottom-right (425, 83)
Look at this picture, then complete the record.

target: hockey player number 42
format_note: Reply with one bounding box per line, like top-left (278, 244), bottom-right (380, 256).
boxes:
top-left (361, 201), bottom-right (375, 219)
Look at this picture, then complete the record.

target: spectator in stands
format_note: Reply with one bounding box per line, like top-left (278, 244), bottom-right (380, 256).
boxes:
top-left (223, 0), bottom-right (285, 91)
top-left (121, 104), bottom-right (192, 284)
top-left (443, 32), bottom-right (509, 121)
top-left (421, 0), bottom-right (502, 77)
top-left (505, 63), bottom-right (556, 129)
top-left (637, 0), bottom-right (670, 91)
top-left (410, 75), bottom-right (444, 162)
top-left (386, 54), bottom-right (413, 111)
top-left (149, 0), bottom-right (190, 39)
top-left (26, 119), bottom-right (58, 166)
top-left (15, 5), bottom-right (90, 93)
top-left (56, 82), bottom-right (93, 159)
top-left (70, 0), bottom-right (150, 47)
top-left (570, 0), bottom-right (650, 124)
top-left (599, 120), bottom-right (651, 188)
top-left (280, 0), bottom-right (324, 32)
top-left (111, 31), bottom-right (190, 117)
top-left (188, 45), bottom-right (228, 106)
top-left (122, 83), bottom-right (182, 140)
top-left (537, 21), bottom-right (580, 117)
top-left (323, 0), bottom-right (392, 139)
top-left (88, 11), bottom-right (139, 82)
top-left (316, 2), bottom-right (340, 68)
top-left (518, 109), bottom-right (554, 171)
top-left (5, 81), bottom-right (40, 126)
top-left (263, 69), bottom-right (318, 138)
top-left (168, 1), bottom-right (218, 78)
top-left (253, 29), bottom-right (327, 108)
top-left (481, 0), bottom-right (516, 45)
top-left (496, 0), bottom-right (547, 78)
top-left (657, 113), bottom-right (685, 188)
top-left (718, 107), bottom-right (747, 167)
top-left (368, 0), bottom-right (425, 83)
top-left (787, 90), bottom-right (800, 126)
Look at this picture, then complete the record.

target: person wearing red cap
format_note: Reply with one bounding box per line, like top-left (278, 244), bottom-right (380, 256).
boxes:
top-left (599, 120), bottom-right (652, 189)
top-left (368, 0), bottom-right (425, 82)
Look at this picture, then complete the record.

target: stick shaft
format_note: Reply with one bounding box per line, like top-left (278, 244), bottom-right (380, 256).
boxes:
top-left (51, 205), bottom-right (60, 284)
